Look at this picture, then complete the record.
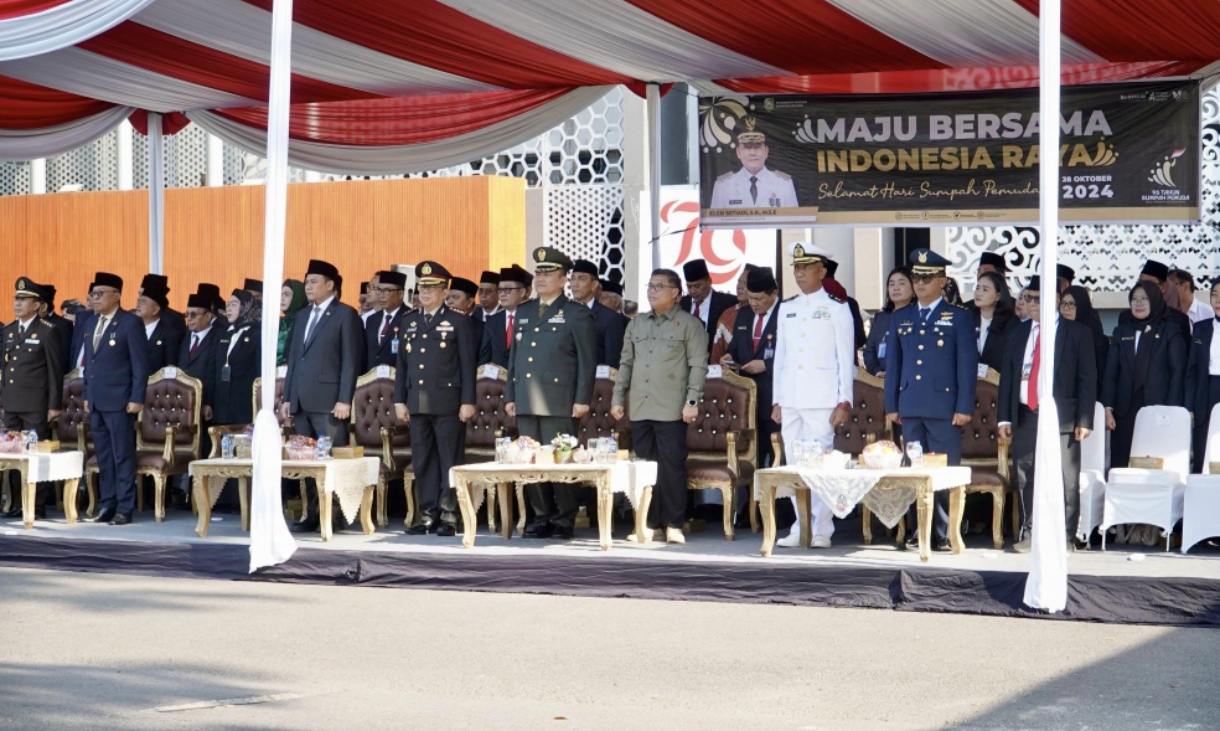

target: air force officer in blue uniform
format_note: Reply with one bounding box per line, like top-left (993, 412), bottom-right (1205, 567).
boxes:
top-left (884, 250), bottom-right (978, 550)
top-left (82, 272), bottom-right (148, 525)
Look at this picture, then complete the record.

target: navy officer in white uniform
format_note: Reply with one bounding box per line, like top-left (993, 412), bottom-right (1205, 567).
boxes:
top-left (772, 242), bottom-right (855, 548)
top-left (709, 117), bottom-right (799, 209)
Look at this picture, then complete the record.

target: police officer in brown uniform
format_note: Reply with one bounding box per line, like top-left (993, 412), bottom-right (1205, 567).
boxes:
top-left (0, 279), bottom-right (64, 520)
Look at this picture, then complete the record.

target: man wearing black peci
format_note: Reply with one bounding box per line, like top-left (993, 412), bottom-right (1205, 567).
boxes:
top-left (679, 259), bottom-right (736, 357)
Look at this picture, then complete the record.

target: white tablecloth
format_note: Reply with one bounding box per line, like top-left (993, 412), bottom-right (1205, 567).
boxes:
top-left (754, 465), bottom-right (973, 527)
top-left (191, 457), bottom-right (380, 524)
top-left (449, 461), bottom-right (658, 512)
top-left (0, 451), bottom-right (84, 482)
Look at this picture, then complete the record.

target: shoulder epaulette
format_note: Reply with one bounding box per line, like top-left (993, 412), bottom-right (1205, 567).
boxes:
top-left (951, 302), bottom-right (969, 310)
top-left (827, 293), bottom-right (845, 304)
top-left (37, 319), bottom-right (53, 329)
top-left (716, 171), bottom-right (734, 182)
top-left (773, 170), bottom-right (792, 181)
top-left (782, 295), bottom-right (798, 303)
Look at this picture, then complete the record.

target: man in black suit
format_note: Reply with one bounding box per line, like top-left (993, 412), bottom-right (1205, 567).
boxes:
top-left (505, 248), bottom-right (597, 540)
top-left (0, 279), bottom-right (63, 521)
top-left (38, 283), bottom-right (73, 367)
top-left (472, 270), bottom-right (501, 324)
top-left (243, 278), bottom-right (263, 303)
top-left (679, 259), bottom-right (736, 357)
top-left (173, 293), bottom-right (221, 505)
top-left (479, 265), bottom-right (532, 367)
top-left (394, 261), bottom-right (477, 536)
top-left (722, 267), bottom-right (780, 468)
top-left (70, 285), bottom-right (101, 371)
top-left (140, 274), bottom-right (187, 332)
top-left (446, 277), bottom-right (484, 351)
top-left (569, 259), bottom-right (627, 368)
top-left (599, 278), bottom-right (624, 314)
top-left (136, 281), bottom-right (184, 374)
top-left (281, 259), bottom-right (365, 533)
top-left (365, 270), bottom-right (408, 369)
top-left (997, 276), bottom-right (1097, 552)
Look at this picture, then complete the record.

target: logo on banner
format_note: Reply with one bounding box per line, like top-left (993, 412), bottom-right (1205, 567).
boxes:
top-left (1149, 148), bottom-right (1187, 188)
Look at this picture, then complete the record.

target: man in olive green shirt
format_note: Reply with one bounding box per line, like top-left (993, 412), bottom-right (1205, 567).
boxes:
top-left (612, 268), bottom-right (708, 544)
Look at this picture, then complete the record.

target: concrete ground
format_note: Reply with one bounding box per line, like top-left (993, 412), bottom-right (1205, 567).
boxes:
top-left (2, 566), bottom-right (1218, 731)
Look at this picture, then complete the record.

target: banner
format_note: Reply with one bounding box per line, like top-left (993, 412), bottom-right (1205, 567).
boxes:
top-left (699, 81), bottom-right (1200, 228)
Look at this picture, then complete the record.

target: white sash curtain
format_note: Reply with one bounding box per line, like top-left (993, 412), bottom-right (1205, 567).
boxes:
top-left (0, 0), bottom-right (157, 61)
top-left (0, 104), bottom-right (131, 161)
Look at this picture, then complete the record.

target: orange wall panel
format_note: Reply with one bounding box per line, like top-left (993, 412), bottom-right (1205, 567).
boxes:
top-left (0, 177), bottom-right (526, 313)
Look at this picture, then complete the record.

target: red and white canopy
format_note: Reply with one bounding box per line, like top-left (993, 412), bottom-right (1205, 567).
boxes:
top-left (1, 0), bottom-right (1218, 171)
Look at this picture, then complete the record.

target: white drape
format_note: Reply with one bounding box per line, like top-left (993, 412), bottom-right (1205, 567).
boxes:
top-left (0, 104), bottom-right (132, 161)
top-left (0, 0), bottom-right (156, 62)
top-left (1024, 0), bottom-right (1068, 613)
top-left (249, 0), bottom-right (296, 573)
top-left (146, 111), bottom-right (164, 274)
top-left (186, 85), bottom-right (613, 177)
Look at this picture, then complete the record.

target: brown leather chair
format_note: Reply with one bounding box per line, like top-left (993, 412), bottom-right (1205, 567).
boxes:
top-left (464, 364), bottom-right (517, 531)
top-left (960, 368), bottom-right (1016, 549)
top-left (85, 368), bottom-right (203, 522)
top-left (577, 373), bottom-right (630, 450)
top-left (686, 369), bottom-right (757, 540)
top-left (348, 367), bottom-right (410, 528)
top-left (55, 369), bottom-right (93, 515)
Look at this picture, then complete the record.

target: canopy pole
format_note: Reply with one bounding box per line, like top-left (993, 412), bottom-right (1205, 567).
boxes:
top-left (1025, 0), bottom-right (1068, 612)
top-left (249, 0), bottom-right (296, 572)
top-left (646, 82), bottom-right (662, 271)
top-left (147, 111), bottom-right (164, 274)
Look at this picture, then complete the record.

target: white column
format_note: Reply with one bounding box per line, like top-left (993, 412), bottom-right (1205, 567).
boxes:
top-left (30, 158), bottom-right (46, 194)
top-left (621, 85), bottom-right (648, 303)
top-left (117, 120), bottom-right (133, 191)
top-left (147, 112), bottom-right (165, 274)
top-left (646, 83), bottom-right (662, 272)
top-left (206, 133), bottom-right (224, 187)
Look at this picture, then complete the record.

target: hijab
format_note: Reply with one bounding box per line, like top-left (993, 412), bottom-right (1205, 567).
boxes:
top-left (1063, 284), bottom-right (1105, 346)
top-left (230, 289), bottom-right (259, 328)
top-left (283, 279), bottom-right (307, 319)
top-left (1129, 281), bottom-right (1165, 393)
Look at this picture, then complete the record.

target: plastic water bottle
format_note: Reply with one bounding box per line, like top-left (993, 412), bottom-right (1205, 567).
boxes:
top-left (221, 434), bottom-right (235, 460)
top-left (809, 439), bottom-right (824, 468)
top-left (608, 434), bottom-right (618, 463)
top-left (25, 430), bottom-right (37, 453)
top-left (906, 440), bottom-right (924, 468)
top-left (316, 436), bottom-right (332, 460)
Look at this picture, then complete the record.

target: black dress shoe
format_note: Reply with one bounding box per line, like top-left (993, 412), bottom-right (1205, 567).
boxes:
top-left (523, 522), bottom-right (554, 538)
top-left (110, 513), bottom-right (133, 525)
top-left (902, 535), bottom-right (920, 551)
top-left (34, 506), bottom-right (47, 520)
top-left (934, 537), bottom-right (952, 552)
top-left (84, 508), bottom-right (117, 524)
top-left (290, 518), bottom-right (319, 534)
top-left (551, 525), bottom-right (574, 541)
top-left (406, 518), bottom-right (437, 535)
top-left (436, 522), bottom-right (457, 537)
top-left (0, 503), bottom-right (22, 518)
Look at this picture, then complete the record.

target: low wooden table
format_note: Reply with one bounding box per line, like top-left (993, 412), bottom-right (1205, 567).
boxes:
top-left (449, 461), bottom-right (658, 550)
top-left (190, 457), bottom-right (379, 541)
top-left (0, 451), bottom-right (84, 529)
top-left (755, 465), bottom-right (972, 562)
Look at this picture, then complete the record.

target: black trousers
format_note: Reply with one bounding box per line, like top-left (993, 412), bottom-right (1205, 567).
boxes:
top-left (516, 414), bottom-right (580, 528)
top-left (3, 411), bottom-right (50, 508)
top-left (1109, 388), bottom-right (1146, 474)
top-left (1012, 405), bottom-right (1081, 537)
top-left (293, 410), bottom-right (349, 519)
top-left (409, 413), bottom-right (463, 524)
top-left (900, 416), bottom-right (957, 539)
top-left (91, 409), bottom-right (137, 515)
top-left (1191, 376), bottom-right (1220, 473)
top-left (631, 419), bottom-right (689, 530)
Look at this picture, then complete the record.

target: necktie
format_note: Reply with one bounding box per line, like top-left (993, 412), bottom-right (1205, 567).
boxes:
top-left (1028, 327), bottom-right (1041, 411)
top-left (920, 307), bottom-right (930, 323)
top-left (694, 299), bottom-right (702, 319)
top-left (189, 334), bottom-right (200, 358)
top-left (304, 306), bottom-right (321, 343)
top-left (506, 312), bottom-right (514, 349)
top-left (379, 312), bottom-right (392, 345)
top-left (92, 315), bottom-right (108, 351)
top-left (752, 313), bottom-right (764, 352)
top-left (749, 176), bottom-right (758, 204)
top-left (537, 301), bottom-right (549, 322)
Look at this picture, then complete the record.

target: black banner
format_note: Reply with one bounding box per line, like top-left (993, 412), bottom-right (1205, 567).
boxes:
top-left (699, 81), bottom-right (1200, 228)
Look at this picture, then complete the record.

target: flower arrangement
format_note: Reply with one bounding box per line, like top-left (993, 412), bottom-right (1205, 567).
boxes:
top-left (0, 431), bottom-right (29, 454)
top-left (285, 435), bottom-right (318, 461)
top-left (551, 434), bottom-right (579, 452)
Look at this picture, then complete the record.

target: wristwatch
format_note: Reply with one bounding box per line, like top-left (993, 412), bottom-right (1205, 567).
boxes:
top-left (686, 399), bottom-right (698, 407)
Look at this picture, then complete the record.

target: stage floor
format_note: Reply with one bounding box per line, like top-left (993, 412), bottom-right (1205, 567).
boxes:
top-left (4, 506), bottom-right (1218, 582)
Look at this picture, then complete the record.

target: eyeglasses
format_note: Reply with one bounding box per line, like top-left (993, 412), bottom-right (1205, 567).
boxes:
top-left (1021, 294), bottom-right (1041, 303)
top-left (646, 283), bottom-right (679, 292)
top-left (89, 289), bottom-right (117, 298)
top-left (372, 286), bottom-right (402, 295)
top-left (417, 283), bottom-right (445, 292)
top-left (911, 274), bottom-right (939, 284)
top-left (1060, 301), bottom-right (1077, 309)
top-left (497, 286), bottom-right (524, 294)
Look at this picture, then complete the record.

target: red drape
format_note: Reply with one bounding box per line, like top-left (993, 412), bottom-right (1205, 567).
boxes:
top-left (0, 74), bottom-right (116, 128)
top-left (0, 0), bottom-right (72, 20)
top-left (129, 109), bottom-right (191, 136)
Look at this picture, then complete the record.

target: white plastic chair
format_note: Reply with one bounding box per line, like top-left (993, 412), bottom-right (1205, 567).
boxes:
top-left (1101, 405), bottom-right (1189, 551)
top-left (1182, 403), bottom-right (1220, 553)
top-left (1076, 402), bottom-right (1107, 542)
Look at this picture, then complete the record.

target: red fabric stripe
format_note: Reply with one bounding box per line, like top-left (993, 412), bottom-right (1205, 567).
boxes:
top-left (718, 61), bottom-right (1208, 95)
top-left (0, 74), bottom-right (115, 128)
top-left (242, 0), bottom-right (630, 90)
top-left (77, 21), bottom-right (381, 106)
top-left (626, 0), bottom-right (944, 74)
top-left (0, 0), bottom-right (72, 21)
top-left (1013, 0), bottom-right (1220, 61)
top-left (215, 88), bottom-right (572, 146)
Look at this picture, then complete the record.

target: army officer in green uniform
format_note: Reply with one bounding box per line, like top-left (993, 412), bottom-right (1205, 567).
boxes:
top-left (504, 247), bottom-right (597, 540)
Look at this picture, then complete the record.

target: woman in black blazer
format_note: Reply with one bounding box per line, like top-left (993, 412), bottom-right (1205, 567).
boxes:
top-left (210, 289), bottom-right (262, 426)
top-left (1103, 281), bottom-right (1187, 471)
top-left (1185, 279), bottom-right (1220, 471)
top-left (862, 266), bottom-right (913, 376)
top-left (967, 271), bottom-right (1017, 372)
top-left (1060, 285), bottom-right (1108, 395)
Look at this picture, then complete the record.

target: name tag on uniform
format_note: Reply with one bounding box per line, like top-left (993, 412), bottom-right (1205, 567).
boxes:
top-left (517, 318), bottom-right (529, 325)
top-left (24, 338), bottom-right (38, 344)
top-left (548, 316), bottom-right (565, 324)
top-left (785, 313), bottom-right (797, 319)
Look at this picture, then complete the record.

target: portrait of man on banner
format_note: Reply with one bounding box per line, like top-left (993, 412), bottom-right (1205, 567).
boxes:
top-left (709, 116), bottom-right (799, 209)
